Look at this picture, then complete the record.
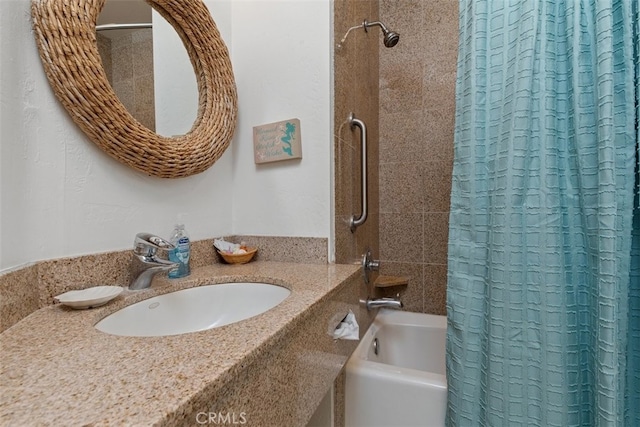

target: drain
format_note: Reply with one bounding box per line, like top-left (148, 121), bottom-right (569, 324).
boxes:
top-left (148, 302), bottom-right (160, 309)
top-left (373, 337), bottom-right (379, 355)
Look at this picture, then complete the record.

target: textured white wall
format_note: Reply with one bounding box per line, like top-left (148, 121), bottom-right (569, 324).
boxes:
top-left (153, 9), bottom-right (199, 137)
top-left (229, 1), bottom-right (331, 238)
top-left (0, 1), bottom-right (332, 271)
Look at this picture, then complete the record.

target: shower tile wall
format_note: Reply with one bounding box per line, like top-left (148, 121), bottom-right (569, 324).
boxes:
top-left (334, 0), bottom-right (380, 270)
top-left (378, 0), bottom-right (458, 314)
top-left (97, 30), bottom-right (156, 132)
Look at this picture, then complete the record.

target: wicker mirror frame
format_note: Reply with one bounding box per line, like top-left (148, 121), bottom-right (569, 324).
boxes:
top-left (31, 0), bottom-right (237, 178)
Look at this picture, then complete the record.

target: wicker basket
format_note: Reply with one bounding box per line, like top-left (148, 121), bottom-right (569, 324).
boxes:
top-left (217, 248), bottom-right (258, 264)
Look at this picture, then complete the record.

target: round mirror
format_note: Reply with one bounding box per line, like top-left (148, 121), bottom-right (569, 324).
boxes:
top-left (31, 0), bottom-right (237, 179)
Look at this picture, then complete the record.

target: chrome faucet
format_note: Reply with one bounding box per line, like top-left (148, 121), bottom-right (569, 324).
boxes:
top-left (129, 232), bottom-right (180, 290)
top-left (364, 296), bottom-right (403, 311)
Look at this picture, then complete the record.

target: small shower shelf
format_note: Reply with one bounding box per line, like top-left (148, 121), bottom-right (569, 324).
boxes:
top-left (374, 275), bottom-right (409, 288)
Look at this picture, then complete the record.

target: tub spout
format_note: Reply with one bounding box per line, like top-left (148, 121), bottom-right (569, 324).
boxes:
top-left (365, 297), bottom-right (403, 311)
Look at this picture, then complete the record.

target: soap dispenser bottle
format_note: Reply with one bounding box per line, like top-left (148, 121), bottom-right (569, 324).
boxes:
top-left (168, 223), bottom-right (191, 278)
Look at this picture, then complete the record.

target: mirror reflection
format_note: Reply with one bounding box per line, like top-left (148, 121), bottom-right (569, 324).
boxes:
top-left (96, 0), bottom-right (198, 137)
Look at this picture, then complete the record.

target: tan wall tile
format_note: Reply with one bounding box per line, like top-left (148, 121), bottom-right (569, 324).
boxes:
top-left (379, 0), bottom-right (458, 314)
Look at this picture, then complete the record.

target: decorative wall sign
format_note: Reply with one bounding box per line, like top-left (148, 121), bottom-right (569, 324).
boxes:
top-left (253, 118), bottom-right (302, 164)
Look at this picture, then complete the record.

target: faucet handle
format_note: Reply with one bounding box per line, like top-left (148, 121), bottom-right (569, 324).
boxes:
top-left (133, 232), bottom-right (174, 257)
top-left (361, 248), bottom-right (380, 284)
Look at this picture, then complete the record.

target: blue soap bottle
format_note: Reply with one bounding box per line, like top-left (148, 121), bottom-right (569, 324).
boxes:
top-left (168, 223), bottom-right (190, 278)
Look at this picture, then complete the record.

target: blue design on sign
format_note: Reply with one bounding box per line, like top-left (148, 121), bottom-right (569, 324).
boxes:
top-left (280, 122), bottom-right (296, 156)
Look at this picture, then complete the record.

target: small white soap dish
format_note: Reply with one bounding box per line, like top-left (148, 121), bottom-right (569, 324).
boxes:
top-left (54, 286), bottom-right (123, 310)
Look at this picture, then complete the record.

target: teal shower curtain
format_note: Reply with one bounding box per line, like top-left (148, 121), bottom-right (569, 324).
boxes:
top-left (446, 0), bottom-right (639, 425)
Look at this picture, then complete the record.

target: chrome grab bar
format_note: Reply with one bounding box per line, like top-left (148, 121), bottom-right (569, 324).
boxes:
top-left (349, 113), bottom-right (368, 232)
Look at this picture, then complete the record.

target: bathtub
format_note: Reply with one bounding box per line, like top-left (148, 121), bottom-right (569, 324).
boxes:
top-left (345, 309), bottom-right (447, 427)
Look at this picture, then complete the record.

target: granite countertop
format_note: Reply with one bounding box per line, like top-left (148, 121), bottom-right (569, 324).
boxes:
top-left (0, 261), bottom-right (360, 426)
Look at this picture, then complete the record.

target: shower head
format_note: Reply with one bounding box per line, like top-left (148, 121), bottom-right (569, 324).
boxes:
top-left (336, 19), bottom-right (400, 50)
top-left (364, 20), bottom-right (400, 48)
top-left (383, 30), bottom-right (400, 47)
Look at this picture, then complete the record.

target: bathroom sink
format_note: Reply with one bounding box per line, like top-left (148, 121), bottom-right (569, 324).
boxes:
top-left (95, 282), bottom-right (290, 337)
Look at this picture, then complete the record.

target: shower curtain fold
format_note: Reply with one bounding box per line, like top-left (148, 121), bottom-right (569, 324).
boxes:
top-left (446, 0), bottom-right (640, 426)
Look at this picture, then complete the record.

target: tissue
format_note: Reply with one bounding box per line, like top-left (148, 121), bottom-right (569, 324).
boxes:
top-left (214, 238), bottom-right (247, 254)
top-left (332, 310), bottom-right (359, 340)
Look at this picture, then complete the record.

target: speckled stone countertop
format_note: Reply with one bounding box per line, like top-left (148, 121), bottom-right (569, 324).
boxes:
top-left (0, 261), bottom-right (361, 426)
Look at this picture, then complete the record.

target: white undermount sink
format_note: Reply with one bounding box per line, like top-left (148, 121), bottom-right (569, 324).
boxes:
top-left (95, 282), bottom-right (291, 337)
